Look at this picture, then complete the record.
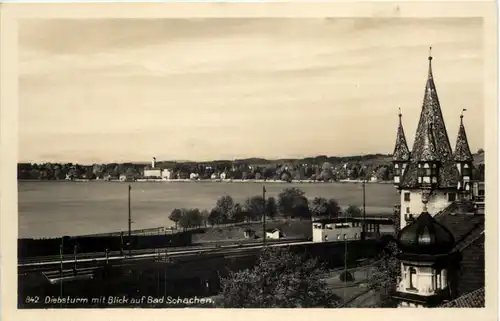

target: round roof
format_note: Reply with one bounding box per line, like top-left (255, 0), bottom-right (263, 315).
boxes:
top-left (397, 211), bottom-right (455, 255)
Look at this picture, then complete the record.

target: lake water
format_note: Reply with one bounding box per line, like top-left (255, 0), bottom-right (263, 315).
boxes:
top-left (18, 181), bottom-right (399, 238)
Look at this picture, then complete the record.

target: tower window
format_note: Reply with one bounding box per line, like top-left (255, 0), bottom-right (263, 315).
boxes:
top-left (408, 267), bottom-right (417, 291)
top-left (404, 192), bottom-right (411, 202)
top-left (448, 193), bottom-right (456, 202)
top-left (406, 207), bottom-right (410, 214)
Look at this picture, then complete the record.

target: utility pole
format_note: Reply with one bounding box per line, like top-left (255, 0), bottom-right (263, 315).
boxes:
top-left (73, 244), bottom-right (77, 275)
top-left (262, 185), bottom-right (267, 247)
top-left (60, 240), bottom-right (63, 308)
top-left (362, 180), bottom-right (366, 241)
top-left (128, 184), bottom-right (132, 256)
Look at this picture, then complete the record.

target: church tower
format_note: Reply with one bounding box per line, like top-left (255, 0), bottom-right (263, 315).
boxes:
top-left (393, 48), bottom-right (462, 229)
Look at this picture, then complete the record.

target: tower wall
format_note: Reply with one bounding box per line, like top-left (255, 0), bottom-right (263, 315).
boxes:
top-left (399, 189), bottom-right (453, 229)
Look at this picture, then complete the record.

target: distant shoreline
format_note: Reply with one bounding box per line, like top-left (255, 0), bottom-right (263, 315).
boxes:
top-left (18, 179), bottom-right (393, 185)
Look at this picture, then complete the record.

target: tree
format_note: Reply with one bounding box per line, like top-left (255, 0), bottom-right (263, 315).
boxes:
top-left (277, 188), bottom-right (309, 218)
top-left (219, 247), bottom-right (341, 308)
top-left (367, 240), bottom-right (400, 307)
top-left (345, 205), bottom-right (362, 217)
top-left (232, 203), bottom-right (245, 223)
top-left (200, 209), bottom-right (210, 227)
top-left (281, 172), bottom-right (291, 182)
top-left (319, 162), bottom-right (333, 181)
top-left (208, 208), bottom-right (223, 226)
top-left (215, 195), bottom-right (235, 222)
top-left (327, 198), bottom-right (341, 218)
top-left (169, 208), bottom-right (182, 229)
top-left (309, 197), bottom-right (329, 217)
top-left (244, 196), bottom-right (265, 222)
top-left (266, 197), bottom-right (278, 219)
top-left (179, 208), bottom-right (203, 228)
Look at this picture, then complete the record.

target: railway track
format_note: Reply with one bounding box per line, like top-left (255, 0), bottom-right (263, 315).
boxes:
top-left (18, 238), bottom-right (307, 267)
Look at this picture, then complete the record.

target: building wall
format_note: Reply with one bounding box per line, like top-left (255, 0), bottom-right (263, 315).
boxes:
top-left (397, 261), bottom-right (449, 303)
top-left (144, 169), bottom-right (162, 178)
top-left (266, 231), bottom-right (280, 239)
top-left (312, 223), bottom-right (362, 242)
top-left (399, 189), bottom-right (453, 228)
top-left (161, 170), bottom-right (172, 179)
top-left (312, 223), bottom-right (323, 242)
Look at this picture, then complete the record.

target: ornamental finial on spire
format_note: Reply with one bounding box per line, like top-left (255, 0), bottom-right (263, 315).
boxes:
top-left (429, 46), bottom-right (433, 61)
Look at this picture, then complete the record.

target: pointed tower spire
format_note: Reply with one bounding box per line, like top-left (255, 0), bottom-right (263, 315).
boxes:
top-left (393, 107), bottom-right (410, 161)
top-left (419, 122), bottom-right (439, 161)
top-left (453, 109), bottom-right (473, 162)
top-left (411, 48), bottom-right (453, 162)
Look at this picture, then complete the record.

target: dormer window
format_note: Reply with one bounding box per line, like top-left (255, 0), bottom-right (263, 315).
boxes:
top-left (417, 162), bottom-right (439, 186)
top-left (462, 163), bottom-right (472, 178)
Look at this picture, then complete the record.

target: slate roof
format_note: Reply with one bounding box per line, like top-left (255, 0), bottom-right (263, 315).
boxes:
top-left (440, 287), bottom-right (485, 308)
top-left (393, 113), bottom-right (411, 162)
top-left (397, 52), bottom-right (462, 189)
top-left (434, 203), bottom-right (485, 298)
top-left (398, 211), bottom-right (455, 255)
top-left (434, 205), bottom-right (485, 250)
top-left (453, 116), bottom-right (474, 162)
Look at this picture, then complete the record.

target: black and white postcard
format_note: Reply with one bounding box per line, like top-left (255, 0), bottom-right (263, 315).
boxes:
top-left (0, 2), bottom-right (497, 321)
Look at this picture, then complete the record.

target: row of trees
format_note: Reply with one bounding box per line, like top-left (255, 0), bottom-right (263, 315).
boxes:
top-left (168, 188), bottom-right (364, 229)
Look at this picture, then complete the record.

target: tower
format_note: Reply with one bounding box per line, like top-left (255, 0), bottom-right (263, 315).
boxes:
top-left (152, 157), bottom-right (156, 169)
top-left (393, 108), bottom-right (410, 186)
top-left (453, 110), bottom-right (474, 198)
top-left (393, 48), bottom-right (461, 228)
top-left (393, 210), bottom-right (460, 307)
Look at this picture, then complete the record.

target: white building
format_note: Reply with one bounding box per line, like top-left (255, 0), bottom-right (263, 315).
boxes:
top-left (144, 157), bottom-right (162, 178)
top-left (312, 219), bottom-right (362, 242)
top-left (266, 228), bottom-right (283, 239)
top-left (161, 169), bottom-right (172, 179)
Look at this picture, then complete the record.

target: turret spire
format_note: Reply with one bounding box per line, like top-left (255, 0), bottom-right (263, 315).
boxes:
top-left (453, 109), bottom-right (473, 162)
top-left (411, 48), bottom-right (453, 162)
top-left (393, 107), bottom-right (410, 162)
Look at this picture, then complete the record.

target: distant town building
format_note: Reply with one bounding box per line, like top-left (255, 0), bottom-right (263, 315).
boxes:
top-left (161, 168), bottom-right (172, 180)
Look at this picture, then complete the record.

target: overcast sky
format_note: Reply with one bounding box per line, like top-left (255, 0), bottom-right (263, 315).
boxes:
top-left (19, 18), bottom-right (483, 164)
